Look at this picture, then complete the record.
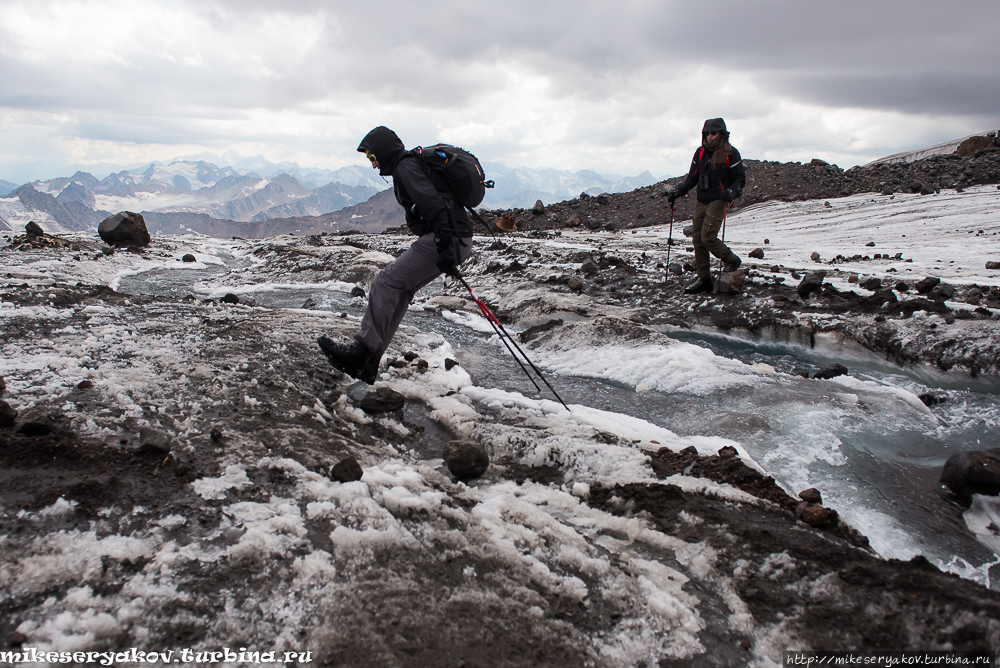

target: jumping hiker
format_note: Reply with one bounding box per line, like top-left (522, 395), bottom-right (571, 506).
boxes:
top-left (317, 126), bottom-right (474, 383)
top-left (668, 118), bottom-right (746, 294)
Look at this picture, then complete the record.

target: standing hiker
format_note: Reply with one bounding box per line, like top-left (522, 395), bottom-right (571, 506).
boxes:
top-left (317, 126), bottom-right (474, 383)
top-left (668, 118), bottom-right (746, 294)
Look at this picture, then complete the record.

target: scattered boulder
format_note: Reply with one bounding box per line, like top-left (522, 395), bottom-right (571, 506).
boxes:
top-left (812, 363), bottom-right (848, 380)
top-left (799, 504), bottom-right (837, 528)
top-left (796, 272), bottom-right (826, 298)
top-left (98, 211), bottom-right (151, 247)
top-left (683, 225), bottom-right (693, 237)
top-left (799, 488), bottom-right (823, 504)
top-left (748, 248), bottom-right (765, 260)
top-left (532, 200), bottom-right (545, 215)
top-left (810, 252), bottom-right (821, 262)
top-left (919, 184), bottom-right (936, 195)
top-left (717, 445), bottom-right (738, 458)
top-left (350, 286), bottom-right (366, 299)
top-left (359, 386), bottom-right (405, 413)
top-left (859, 277), bottom-right (882, 291)
top-left (442, 440), bottom-right (490, 481)
top-left (865, 241), bottom-right (876, 247)
top-left (580, 259), bottom-right (598, 274)
top-left (986, 261), bottom-right (1000, 270)
top-left (25, 221), bottom-right (45, 236)
top-left (915, 277), bottom-right (941, 294)
top-left (584, 217), bottom-right (602, 231)
top-left (135, 427), bottom-right (171, 456)
top-left (940, 448), bottom-right (1000, 503)
top-left (933, 283), bottom-right (955, 300)
top-left (182, 254), bottom-right (197, 263)
top-left (331, 456), bottom-right (364, 482)
top-left (895, 281), bottom-right (910, 292)
top-left (966, 288), bottom-right (982, 305)
top-left (567, 276), bottom-right (583, 292)
top-left (667, 263), bottom-right (683, 276)
top-left (848, 274), bottom-right (859, 283)
top-left (210, 427), bottom-right (223, 442)
top-left (0, 400), bottom-right (17, 428)
top-left (445, 358), bottom-right (460, 371)
top-left (716, 270), bottom-right (745, 294)
top-left (220, 293), bottom-right (240, 305)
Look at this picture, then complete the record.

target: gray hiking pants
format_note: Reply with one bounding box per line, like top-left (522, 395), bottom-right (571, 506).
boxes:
top-left (354, 233), bottom-right (473, 359)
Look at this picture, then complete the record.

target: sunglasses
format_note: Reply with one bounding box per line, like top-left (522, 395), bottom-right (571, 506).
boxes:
top-left (365, 149), bottom-right (378, 164)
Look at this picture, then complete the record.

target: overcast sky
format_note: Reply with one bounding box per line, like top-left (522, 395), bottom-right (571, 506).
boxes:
top-left (1, 0), bottom-right (999, 184)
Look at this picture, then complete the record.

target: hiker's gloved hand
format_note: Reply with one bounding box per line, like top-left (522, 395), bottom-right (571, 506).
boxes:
top-left (435, 236), bottom-right (460, 277)
top-left (667, 191), bottom-right (679, 207)
top-left (721, 189), bottom-right (736, 202)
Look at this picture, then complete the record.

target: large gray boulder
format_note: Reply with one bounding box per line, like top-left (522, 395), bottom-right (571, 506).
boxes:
top-left (443, 440), bottom-right (489, 481)
top-left (99, 211), bottom-right (151, 247)
top-left (940, 448), bottom-right (1000, 503)
top-left (797, 272), bottom-right (826, 298)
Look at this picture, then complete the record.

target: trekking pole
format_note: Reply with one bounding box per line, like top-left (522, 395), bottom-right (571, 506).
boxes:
top-left (457, 275), bottom-right (570, 411)
top-left (665, 206), bottom-right (674, 280)
top-left (714, 203), bottom-right (731, 294)
top-left (468, 288), bottom-right (542, 394)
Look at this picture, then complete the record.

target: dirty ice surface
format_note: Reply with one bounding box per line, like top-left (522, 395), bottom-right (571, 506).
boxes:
top-left (2, 186), bottom-right (1000, 664)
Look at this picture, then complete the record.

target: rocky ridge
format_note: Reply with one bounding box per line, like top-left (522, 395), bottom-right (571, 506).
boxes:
top-left (475, 138), bottom-right (1000, 235)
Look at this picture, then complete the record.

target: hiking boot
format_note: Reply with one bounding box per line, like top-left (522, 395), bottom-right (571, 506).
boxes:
top-left (357, 352), bottom-right (382, 385)
top-left (318, 336), bottom-right (377, 383)
top-left (722, 256), bottom-right (742, 273)
top-left (684, 276), bottom-right (714, 294)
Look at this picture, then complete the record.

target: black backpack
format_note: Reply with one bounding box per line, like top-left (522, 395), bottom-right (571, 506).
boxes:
top-left (411, 144), bottom-right (494, 208)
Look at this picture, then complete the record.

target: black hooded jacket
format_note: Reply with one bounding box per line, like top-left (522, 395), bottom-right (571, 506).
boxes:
top-left (357, 126), bottom-right (472, 238)
top-left (673, 119), bottom-right (747, 204)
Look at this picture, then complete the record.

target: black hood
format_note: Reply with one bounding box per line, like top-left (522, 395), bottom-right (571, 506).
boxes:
top-left (701, 118), bottom-right (729, 140)
top-left (358, 126), bottom-right (405, 177)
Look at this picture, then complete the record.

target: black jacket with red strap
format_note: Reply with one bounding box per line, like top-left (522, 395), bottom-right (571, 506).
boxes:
top-left (674, 145), bottom-right (747, 204)
top-left (357, 126), bottom-right (472, 238)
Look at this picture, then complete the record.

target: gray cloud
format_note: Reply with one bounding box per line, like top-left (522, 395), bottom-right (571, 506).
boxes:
top-left (0, 0), bottom-right (998, 183)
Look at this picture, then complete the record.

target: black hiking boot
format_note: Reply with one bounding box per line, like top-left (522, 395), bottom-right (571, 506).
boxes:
top-left (722, 256), bottom-right (742, 273)
top-left (318, 336), bottom-right (379, 383)
top-left (684, 276), bottom-right (714, 294)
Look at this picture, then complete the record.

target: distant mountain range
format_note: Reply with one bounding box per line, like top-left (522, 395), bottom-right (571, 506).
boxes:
top-left (0, 153), bottom-right (662, 238)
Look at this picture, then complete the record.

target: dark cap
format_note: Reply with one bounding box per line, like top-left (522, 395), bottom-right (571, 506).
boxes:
top-left (702, 118), bottom-right (728, 134)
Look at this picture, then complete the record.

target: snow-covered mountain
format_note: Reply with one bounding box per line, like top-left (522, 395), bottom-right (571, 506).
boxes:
top-left (0, 154), bottom-right (662, 236)
top-left (0, 161), bottom-right (381, 235)
top-left (481, 163), bottom-right (658, 208)
top-left (0, 180), bottom-right (17, 197)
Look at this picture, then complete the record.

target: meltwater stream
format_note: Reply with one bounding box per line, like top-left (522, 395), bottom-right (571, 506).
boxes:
top-left (118, 261), bottom-right (1000, 591)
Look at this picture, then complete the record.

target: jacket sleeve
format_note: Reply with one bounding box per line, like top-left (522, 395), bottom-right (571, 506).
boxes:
top-left (727, 148), bottom-right (746, 196)
top-left (673, 148), bottom-right (701, 197)
top-left (393, 157), bottom-right (453, 236)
